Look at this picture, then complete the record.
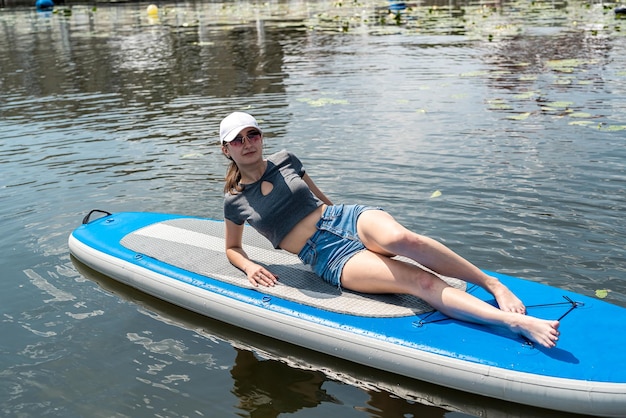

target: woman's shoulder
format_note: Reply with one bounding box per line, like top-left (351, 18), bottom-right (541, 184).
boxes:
top-left (223, 190), bottom-right (241, 202)
top-left (268, 149), bottom-right (292, 160)
top-left (268, 149), bottom-right (301, 165)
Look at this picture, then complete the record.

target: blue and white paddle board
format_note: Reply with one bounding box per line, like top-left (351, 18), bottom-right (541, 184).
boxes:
top-left (68, 211), bottom-right (626, 416)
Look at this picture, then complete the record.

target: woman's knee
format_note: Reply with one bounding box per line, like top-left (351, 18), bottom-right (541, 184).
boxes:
top-left (410, 267), bottom-right (441, 291)
top-left (389, 265), bottom-right (444, 297)
top-left (384, 228), bottom-right (429, 254)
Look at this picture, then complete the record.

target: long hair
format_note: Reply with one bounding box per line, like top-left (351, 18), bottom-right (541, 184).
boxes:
top-left (224, 159), bottom-right (244, 194)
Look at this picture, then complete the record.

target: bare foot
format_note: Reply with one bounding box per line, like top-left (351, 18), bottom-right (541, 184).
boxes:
top-left (490, 280), bottom-right (526, 314)
top-left (510, 315), bottom-right (560, 348)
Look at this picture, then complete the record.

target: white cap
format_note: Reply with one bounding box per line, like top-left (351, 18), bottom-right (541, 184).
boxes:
top-left (219, 112), bottom-right (262, 144)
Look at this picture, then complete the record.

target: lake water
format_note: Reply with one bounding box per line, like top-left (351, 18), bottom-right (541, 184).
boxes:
top-left (1, 0), bottom-right (625, 416)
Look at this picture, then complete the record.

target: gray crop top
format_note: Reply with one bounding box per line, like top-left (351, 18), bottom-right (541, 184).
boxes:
top-left (223, 150), bottom-right (323, 249)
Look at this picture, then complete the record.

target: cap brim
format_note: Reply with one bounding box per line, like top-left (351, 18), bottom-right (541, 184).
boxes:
top-left (221, 124), bottom-right (261, 144)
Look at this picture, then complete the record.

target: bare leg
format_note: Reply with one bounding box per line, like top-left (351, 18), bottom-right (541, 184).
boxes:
top-left (341, 251), bottom-right (560, 348)
top-left (356, 210), bottom-right (526, 313)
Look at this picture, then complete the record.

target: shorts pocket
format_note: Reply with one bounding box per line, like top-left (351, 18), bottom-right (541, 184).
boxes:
top-left (298, 244), bottom-right (317, 267)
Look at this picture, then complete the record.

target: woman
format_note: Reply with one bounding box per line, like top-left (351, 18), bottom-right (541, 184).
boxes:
top-left (220, 111), bottom-right (560, 349)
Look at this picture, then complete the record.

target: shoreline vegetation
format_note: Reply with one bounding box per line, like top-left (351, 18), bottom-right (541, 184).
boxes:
top-left (4, 0), bottom-right (625, 37)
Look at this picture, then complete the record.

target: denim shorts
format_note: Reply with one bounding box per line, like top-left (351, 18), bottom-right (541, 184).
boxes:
top-left (297, 204), bottom-right (383, 287)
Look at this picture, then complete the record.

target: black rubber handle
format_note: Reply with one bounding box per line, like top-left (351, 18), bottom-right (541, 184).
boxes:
top-left (82, 209), bottom-right (112, 224)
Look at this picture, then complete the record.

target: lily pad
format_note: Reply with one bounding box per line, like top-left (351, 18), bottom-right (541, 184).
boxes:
top-left (555, 77), bottom-right (573, 85)
top-left (460, 70), bottom-right (489, 77)
top-left (181, 153), bottom-right (203, 159)
top-left (297, 97), bottom-right (349, 107)
top-left (514, 91), bottom-right (536, 100)
top-left (598, 125), bottom-right (626, 131)
top-left (546, 101), bottom-right (573, 109)
top-left (546, 58), bottom-right (598, 72)
top-left (569, 112), bottom-right (592, 118)
top-left (507, 112), bottom-right (531, 120)
top-left (489, 103), bottom-right (513, 110)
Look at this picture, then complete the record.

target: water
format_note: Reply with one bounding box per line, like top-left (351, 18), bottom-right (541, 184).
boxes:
top-left (1, 0), bottom-right (625, 416)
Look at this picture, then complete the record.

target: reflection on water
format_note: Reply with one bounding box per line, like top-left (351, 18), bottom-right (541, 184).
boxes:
top-left (231, 349), bottom-right (338, 416)
top-left (1, 1), bottom-right (625, 417)
top-left (63, 260), bottom-right (578, 418)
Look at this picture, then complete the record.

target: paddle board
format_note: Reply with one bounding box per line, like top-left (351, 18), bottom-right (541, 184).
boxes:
top-left (68, 210), bottom-right (626, 416)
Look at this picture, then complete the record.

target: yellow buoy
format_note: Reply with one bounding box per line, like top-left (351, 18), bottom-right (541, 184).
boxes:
top-left (146, 4), bottom-right (159, 16)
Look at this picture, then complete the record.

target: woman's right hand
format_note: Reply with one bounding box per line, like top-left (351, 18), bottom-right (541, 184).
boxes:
top-left (245, 263), bottom-right (278, 287)
top-left (224, 220), bottom-right (278, 287)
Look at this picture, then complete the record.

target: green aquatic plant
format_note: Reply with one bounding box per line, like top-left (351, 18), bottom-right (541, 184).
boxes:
top-left (514, 91), bottom-right (537, 100)
top-left (507, 112), bottom-right (532, 121)
top-left (569, 112), bottom-right (593, 118)
top-left (597, 124), bottom-right (626, 131)
top-left (297, 97), bottom-right (349, 107)
top-left (488, 102), bottom-right (513, 110)
top-left (546, 59), bottom-right (599, 73)
top-left (546, 101), bottom-right (574, 109)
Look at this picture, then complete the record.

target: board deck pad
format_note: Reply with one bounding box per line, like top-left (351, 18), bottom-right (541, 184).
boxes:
top-left (120, 218), bottom-right (466, 317)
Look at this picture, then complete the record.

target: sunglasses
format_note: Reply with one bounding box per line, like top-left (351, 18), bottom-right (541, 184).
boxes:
top-left (228, 130), bottom-right (261, 147)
